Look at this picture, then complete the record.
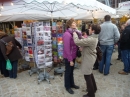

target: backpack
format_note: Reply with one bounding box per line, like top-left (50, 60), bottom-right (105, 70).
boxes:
top-left (1, 39), bottom-right (14, 55)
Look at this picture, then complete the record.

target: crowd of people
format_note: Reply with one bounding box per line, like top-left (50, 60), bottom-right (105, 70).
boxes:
top-left (63, 15), bottom-right (130, 97)
top-left (0, 15), bottom-right (130, 97)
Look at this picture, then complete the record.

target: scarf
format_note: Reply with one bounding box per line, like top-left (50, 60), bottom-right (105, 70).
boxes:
top-left (67, 28), bottom-right (82, 39)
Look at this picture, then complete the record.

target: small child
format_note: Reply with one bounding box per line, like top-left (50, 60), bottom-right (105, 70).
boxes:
top-left (82, 32), bottom-right (88, 38)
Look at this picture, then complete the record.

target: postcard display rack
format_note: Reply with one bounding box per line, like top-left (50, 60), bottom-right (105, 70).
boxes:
top-left (32, 21), bottom-right (54, 84)
top-left (21, 23), bottom-right (40, 75)
top-left (52, 22), bottom-right (65, 76)
top-left (14, 28), bottom-right (27, 70)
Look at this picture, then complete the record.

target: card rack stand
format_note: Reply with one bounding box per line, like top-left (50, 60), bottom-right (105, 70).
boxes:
top-left (21, 23), bottom-right (40, 76)
top-left (52, 22), bottom-right (65, 76)
top-left (14, 27), bottom-right (31, 72)
top-left (32, 21), bottom-right (54, 84)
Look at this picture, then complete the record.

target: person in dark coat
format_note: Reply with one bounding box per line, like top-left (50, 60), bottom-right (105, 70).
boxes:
top-left (118, 19), bottom-right (130, 75)
top-left (0, 31), bottom-right (22, 78)
top-left (0, 49), bottom-right (9, 77)
top-left (117, 24), bottom-right (125, 60)
top-left (0, 32), bottom-right (9, 77)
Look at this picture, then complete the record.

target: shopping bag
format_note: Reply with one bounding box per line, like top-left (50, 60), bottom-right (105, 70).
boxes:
top-left (6, 59), bottom-right (12, 70)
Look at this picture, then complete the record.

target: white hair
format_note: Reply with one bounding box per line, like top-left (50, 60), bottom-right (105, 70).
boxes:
top-left (126, 19), bottom-right (130, 26)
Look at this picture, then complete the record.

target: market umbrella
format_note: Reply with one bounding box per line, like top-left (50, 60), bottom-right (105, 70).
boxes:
top-left (0, 0), bottom-right (116, 22)
top-left (116, 1), bottom-right (130, 17)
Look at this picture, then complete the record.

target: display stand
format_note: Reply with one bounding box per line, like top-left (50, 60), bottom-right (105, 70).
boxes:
top-left (52, 21), bottom-right (65, 76)
top-left (14, 28), bottom-right (31, 71)
top-left (37, 68), bottom-right (54, 84)
top-left (32, 21), bottom-right (54, 84)
top-left (21, 23), bottom-right (40, 76)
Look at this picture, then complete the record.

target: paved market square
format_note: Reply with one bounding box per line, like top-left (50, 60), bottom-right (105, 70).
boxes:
top-left (0, 51), bottom-right (130, 97)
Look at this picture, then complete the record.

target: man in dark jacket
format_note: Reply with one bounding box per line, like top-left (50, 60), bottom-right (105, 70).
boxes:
top-left (0, 31), bottom-right (22, 78)
top-left (119, 19), bottom-right (130, 75)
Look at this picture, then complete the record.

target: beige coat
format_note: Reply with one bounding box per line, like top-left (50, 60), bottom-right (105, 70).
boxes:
top-left (73, 33), bottom-right (98, 75)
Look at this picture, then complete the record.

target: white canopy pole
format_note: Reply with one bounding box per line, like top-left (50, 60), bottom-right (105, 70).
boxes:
top-left (51, 12), bottom-right (53, 23)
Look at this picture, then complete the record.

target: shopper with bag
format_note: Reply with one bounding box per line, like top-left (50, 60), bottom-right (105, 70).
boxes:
top-left (63, 18), bottom-right (81, 94)
top-left (73, 24), bottom-right (101, 97)
top-left (0, 31), bottom-right (22, 79)
top-left (0, 32), bottom-right (9, 77)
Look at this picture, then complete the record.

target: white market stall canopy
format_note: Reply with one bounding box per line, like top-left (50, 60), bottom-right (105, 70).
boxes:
top-left (0, 0), bottom-right (116, 22)
top-left (116, 1), bottom-right (130, 17)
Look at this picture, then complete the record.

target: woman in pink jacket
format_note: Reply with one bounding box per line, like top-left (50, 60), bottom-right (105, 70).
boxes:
top-left (63, 18), bottom-right (81, 94)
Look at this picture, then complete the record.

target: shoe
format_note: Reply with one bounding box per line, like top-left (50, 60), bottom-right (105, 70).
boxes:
top-left (66, 88), bottom-right (74, 94)
top-left (71, 85), bottom-right (80, 89)
top-left (83, 94), bottom-right (89, 97)
top-left (99, 71), bottom-right (103, 73)
top-left (118, 71), bottom-right (128, 75)
top-left (93, 67), bottom-right (98, 70)
top-left (104, 73), bottom-right (109, 76)
top-left (110, 63), bottom-right (113, 65)
top-left (117, 58), bottom-right (120, 60)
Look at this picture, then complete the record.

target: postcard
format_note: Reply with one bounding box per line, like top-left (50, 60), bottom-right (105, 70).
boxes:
top-left (23, 40), bottom-right (28, 46)
top-left (29, 54), bottom-right (33, 58)
top-left (46, 21), bottom-right (50, 26)
top-left (43, 26), bottom-right (50, 31)
top-left (38, 59), bottom-right (44, 64)
top-left (22, 27), bottom-right (26, 32)
top-left (24, 46), bottom-right (28, 51)
top-left (28, 47), bottom-right (33, 54)
top-left (36, 37), bottom-right (44, 46)
top-left (36, 26), bottom-right (43, 32)
top-left (24, 51), bottom-right (29, 56)
top-left (26, 27), bottom-right (31, 32)
top-left (36, 31), bottom-right (44, 37)
top-left (26, 31), bottom-right (31, 35)
top-left (45, 62), bottom-right (52, 67)
top-left (27, 35), bottom-right (31, 39)
top-left (45, 45), bottom-right (52, 49)
top-left (44, 41), bottom-right (51, 45)
top-left (14, 31), bottom-right (21, 37)
top-left (37, 46), bottom-right (44, 54)
top-left (27, 39), bottom-right (32, 46)
top-left (38, 54), bottom-right (45, 60)
top-left (25, 56), bottom-right (30, 61)
top-left (45, 57), bottom-right (52, 62)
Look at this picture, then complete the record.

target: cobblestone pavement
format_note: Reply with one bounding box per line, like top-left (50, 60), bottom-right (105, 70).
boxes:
top-left (0, 51), bottom-right (130, 97)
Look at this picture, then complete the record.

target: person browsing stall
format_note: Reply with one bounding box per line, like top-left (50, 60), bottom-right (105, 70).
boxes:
top-left (63, 18), bottom-right (82, 94)
top-left (73, 24), bottom-right (101, 97)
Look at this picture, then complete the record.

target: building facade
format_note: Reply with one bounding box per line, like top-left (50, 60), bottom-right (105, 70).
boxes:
top-left (97, 0), bottom-right (130, 8)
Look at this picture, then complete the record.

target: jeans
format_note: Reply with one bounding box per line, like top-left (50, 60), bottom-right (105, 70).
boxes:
top-left (121, 50), bottom-right (130, 73)
top-left (9, 60), bottom-right (18, 78)
top-left (64, 58), bottom-right (75, 89)
top-left (117, 42), bottom-right (122, 59)
top-left (99, 45), bottom-right (114, 75)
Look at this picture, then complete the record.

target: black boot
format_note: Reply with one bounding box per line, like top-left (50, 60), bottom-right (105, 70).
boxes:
top-left (66, 88), bottom-right (74, 94)
top-left (71, 85), bottom-right (80, 89)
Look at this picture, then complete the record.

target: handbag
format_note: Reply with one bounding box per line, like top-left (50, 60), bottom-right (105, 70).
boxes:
top-left (77, 47), bottom-right (81, 57)
top-left (96, 45), bottom-right (103, 61)
top-left (6, 59), bottom-right (12, 70)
